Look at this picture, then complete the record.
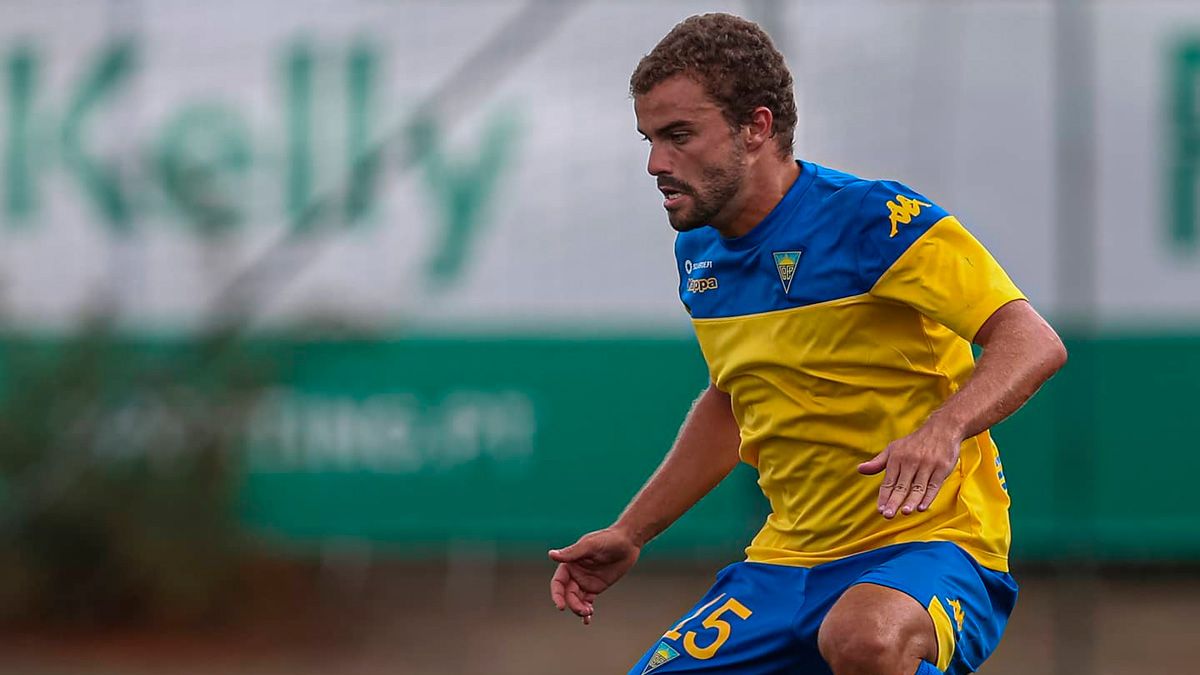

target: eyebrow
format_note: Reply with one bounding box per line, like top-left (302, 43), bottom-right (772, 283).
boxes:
top-left (637, 120), bottom-right (693, 138)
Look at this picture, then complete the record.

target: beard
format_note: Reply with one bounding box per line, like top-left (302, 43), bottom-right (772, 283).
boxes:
top-left (665, 149), bottom-right (746, 233)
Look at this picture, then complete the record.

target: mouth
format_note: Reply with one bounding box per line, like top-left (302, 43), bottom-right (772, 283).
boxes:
top-left (660, 187), bottom-right (688, 210)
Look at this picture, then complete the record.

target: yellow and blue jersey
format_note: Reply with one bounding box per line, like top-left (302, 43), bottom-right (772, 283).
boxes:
top-left (676, 160), bottom-right (1025, 573)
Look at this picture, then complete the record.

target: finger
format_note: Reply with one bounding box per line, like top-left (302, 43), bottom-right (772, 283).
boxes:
top-left (916, 473), bottom-right (945, 509)
top-left (876, 450), bottom-right (900, 510)
top-left (858, 447), bottom-right (889, 475)
top-left (583, 612), bottom-right (593, 626)
top-left (565, 578), bottom-right (593, 617)
top-left (899, 465), bottom-right (934, 515)
top-left (881, 461), bottom-right (917, 519)
top-left (550, 564), bottom-right (571, 610)
top-left (549, 543), bottom-right (585, 563)
top-left (578, 587), bottom-right (596, 614)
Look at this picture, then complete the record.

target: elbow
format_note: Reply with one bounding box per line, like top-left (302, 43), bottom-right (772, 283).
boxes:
top-left (1045, 334), bottom-right (1068, 375)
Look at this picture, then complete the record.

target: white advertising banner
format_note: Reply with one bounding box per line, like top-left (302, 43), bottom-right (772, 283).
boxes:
top-left (0, 0), bottom-right (1196, 333)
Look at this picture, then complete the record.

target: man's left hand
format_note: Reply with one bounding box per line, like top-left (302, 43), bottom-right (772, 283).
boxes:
top-left (857, 422), bottom-right (962, 518)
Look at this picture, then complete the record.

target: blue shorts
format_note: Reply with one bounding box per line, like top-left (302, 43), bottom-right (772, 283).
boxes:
top-left (628, 542), bottom-right (1017, 675)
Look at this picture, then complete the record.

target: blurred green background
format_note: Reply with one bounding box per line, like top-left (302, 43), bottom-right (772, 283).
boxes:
top-left (0, 1), bottom-right (1198, 673)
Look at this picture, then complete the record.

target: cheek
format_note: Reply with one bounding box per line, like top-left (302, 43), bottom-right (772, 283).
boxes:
top-left (676, 149), bottom-right (712, 178)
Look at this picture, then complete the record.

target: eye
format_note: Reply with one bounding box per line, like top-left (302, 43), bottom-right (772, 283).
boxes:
top-left (670, 131), bottom-right (690, 144)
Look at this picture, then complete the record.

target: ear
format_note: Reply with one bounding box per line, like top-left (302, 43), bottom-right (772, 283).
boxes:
top-left (743, 106), bottom-right (775, 153)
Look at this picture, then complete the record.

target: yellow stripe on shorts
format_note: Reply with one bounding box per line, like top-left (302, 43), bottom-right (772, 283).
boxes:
top-left (926, 596), bottom-right (956, 672)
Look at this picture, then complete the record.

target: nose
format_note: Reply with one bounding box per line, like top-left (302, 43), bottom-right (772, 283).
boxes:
top-left (646, 142), bottom-right (670, 176)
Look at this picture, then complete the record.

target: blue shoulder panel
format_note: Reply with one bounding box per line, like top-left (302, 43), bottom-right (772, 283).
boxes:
top-left (676, 163), bottom-right (942, 319)
top-left (854, 180), bottom-right (949, 287)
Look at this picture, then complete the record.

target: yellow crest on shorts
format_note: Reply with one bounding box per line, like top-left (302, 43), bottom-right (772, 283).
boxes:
top-left (642, 641), bottom-right (681, 673)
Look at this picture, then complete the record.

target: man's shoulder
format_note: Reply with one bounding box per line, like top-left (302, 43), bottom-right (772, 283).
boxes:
top-left (803, 162), bottom-right (875, 209)
top-left (803, 163), bottom-right (949, 244)
top-left (806, 161), bottom-right (871, 191)
top-left (800, 164), bottom-right (892, 240)
top-left (805, 163), bottom-right (928, 223)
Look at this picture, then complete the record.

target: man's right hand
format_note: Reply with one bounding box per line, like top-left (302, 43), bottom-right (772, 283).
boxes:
top-left (548, 527), bottom-right (641, 625)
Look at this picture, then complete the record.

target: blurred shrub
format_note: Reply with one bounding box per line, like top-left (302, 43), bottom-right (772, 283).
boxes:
top-left (0, 323), bottom-right (273, 626)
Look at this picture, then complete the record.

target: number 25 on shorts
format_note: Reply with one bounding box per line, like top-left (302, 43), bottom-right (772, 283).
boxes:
top-left (662, 594), bottom-right (753, 660)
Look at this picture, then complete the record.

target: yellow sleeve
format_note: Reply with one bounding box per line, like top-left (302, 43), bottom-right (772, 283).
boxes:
top-left (868, 215), bottom-right (1025, 342)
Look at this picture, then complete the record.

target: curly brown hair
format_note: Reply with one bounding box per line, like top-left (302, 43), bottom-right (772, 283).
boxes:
top-left (630, 13), bottom-right (797, 158)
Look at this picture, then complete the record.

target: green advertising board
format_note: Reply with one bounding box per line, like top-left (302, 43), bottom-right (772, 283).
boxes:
top-left (231, 334), bottom-right (1200, 562)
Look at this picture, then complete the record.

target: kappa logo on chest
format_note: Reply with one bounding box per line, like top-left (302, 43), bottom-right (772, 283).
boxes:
top-left (684, 258), bottom-right (719, 294)
top-left (686, 276), bottom-right (719, 294)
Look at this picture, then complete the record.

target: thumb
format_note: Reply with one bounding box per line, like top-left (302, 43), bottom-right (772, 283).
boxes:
top-left (548, 541), bottom-right (588, 563)
top-left (858, 447), bottom-right (890, 475)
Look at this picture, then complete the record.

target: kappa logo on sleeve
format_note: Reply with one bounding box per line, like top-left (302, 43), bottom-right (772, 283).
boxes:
top-left (886, 195), bottom-right (932, 237)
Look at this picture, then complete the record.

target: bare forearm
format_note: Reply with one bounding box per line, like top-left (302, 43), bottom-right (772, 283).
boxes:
top-left (613, 384), bottom-right (742, 548)
top-left (928, 300), bottom-right (1067, 441)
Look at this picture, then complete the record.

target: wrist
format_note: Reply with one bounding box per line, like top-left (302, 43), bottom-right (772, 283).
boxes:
top-left (926, 408), bottom-right (968, 443)
top-left (611, 519), bottom-right (649, 550)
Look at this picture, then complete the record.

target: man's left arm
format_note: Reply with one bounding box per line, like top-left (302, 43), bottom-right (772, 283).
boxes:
top-left (858, 298), bottom-right (1067, 518)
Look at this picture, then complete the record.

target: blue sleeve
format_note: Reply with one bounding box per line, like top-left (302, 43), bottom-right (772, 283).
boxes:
top-left (855, 180), bottom-right (951, 288)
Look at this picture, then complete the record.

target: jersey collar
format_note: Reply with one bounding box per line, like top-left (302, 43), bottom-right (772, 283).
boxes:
top-left (717, 160), bottom-right (815, 251)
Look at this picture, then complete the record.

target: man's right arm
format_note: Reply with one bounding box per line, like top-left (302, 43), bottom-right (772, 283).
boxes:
top-left (613, 383), bottom-right (743, 547)
top-left (549, 383), bottom-right (742, 623)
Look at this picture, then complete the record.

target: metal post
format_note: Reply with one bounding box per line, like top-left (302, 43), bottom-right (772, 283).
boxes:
top-left (1053, 1), bottom-right (1099, 673)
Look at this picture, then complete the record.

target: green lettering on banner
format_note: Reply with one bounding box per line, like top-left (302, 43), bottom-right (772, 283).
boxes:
top-left (4, 44), bottom-right (37, 224)
top-left (284, 41), bottom-right (319, 230)
top-left (155, 105), bottom-right (251, 234)
top-left (1169, 37), bottom-right (1200, 254)
top-left (345, 40), bottom-right (380, 225)
top-left (2, 37), bottom-right (527, 252)
top-left (61, 39), bottom-right (136, 233)
top-left (409, 109), bottom-right (520, 288)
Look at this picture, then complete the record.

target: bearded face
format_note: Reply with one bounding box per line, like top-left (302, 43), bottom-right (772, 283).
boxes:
top-left (657, 142), bottom-right (746, 232)
top-left (635, 76), bottom-right (749, 233)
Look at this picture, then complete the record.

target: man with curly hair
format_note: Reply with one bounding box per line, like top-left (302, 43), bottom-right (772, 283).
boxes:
top-left (549, 13), bottom-right (1066, 675)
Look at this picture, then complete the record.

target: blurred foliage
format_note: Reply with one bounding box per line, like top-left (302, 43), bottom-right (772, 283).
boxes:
top-left (0, 322), bottom-right (275, 626)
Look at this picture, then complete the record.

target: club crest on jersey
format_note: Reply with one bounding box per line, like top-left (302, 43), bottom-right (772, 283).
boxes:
top-left (772, 251), bottom-right (802, 294)
top-left (642, 641), bottom-right (681, 674)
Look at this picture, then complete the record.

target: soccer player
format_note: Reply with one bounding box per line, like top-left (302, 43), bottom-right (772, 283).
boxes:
top-left (549, 13), bottom-right (1066, 675)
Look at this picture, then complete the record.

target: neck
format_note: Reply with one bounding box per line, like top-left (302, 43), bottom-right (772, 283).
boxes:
top-left (713, 156), bottom-right (801, 239)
